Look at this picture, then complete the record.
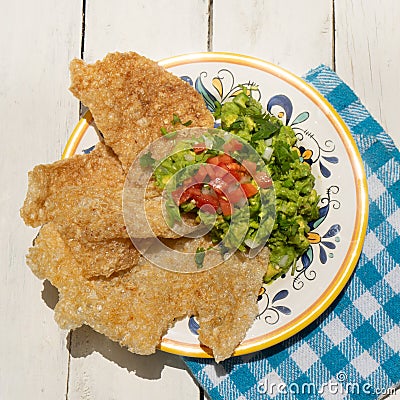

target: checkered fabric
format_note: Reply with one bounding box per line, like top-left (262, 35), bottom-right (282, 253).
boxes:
top-left (183, 66), bottom-right (400, 400)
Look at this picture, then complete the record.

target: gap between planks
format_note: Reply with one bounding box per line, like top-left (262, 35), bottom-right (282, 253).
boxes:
top-left (66, 0), bottom-right (87, 398)
top-left (332, 0), bottom-right (336, 71)
top-left (207, 0), bottom-right (214, 51)
top-left (66, 1), bottom-right (207, 399)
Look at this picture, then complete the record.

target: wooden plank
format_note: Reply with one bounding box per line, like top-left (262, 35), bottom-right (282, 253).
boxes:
top-left (335, 0), bottom-right (400, 148)
top-left (67, 326), bottom-right (201, 400)
top-left (67, 1), bottom-right (209, 399)
top-left (84, 0), bottom-right (210, 62)
top-left (0, 1), bottom-right (82, 399)
top-left (212, 0), bottom-right (333, 75)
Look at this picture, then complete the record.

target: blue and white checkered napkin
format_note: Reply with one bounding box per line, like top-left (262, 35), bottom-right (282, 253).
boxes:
top-left (183, 66), bottom-right (400, 400)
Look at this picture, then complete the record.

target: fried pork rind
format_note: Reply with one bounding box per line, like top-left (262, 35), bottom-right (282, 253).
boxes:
top-left (41, 186), bottom-right (189, 242)
top-left (20, 138), bottom-right (182, 250)
top-left (27, 224), bottom-right (269, 362)
top-left (20, 142), bottom-right (124, 227)
top-left (20, 141), bottom-right (141, 277)
top-left (45, 186), bottom-right (128, 241)
top-left (65, 237), bottom-right (139, 278)
top-left (23, 51), bottom-right (269, 362)
top-left (69, 52), bottom-right (215, 171)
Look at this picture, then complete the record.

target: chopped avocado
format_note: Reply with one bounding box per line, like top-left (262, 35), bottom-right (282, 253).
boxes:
top-left (221, 102), bottom-right (241, 128)
top-left (219, 89), bottom-right (320, 283)
top-left (233, 92), bottom-right (249, 108)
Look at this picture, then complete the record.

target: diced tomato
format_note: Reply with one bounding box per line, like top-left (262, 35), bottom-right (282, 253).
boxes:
top-left (227, 162), bottom-right (248, 175)
top-left (207, 154), bottom-right (234, 166)
top-left (206, 156), bottom-right (220, 165)
top-left (193, 142), bottom-right (207, 154)
top-left (179, 190), bottom-right (192, 205)
top-left (212, 186), bottom-right (224, 197)
top-left (194, 164), bottom-right (209, 182)
top-left (254, 171), bottom-right (273, 188)
top-left (219, 171), bottom-right (238, 186)
top-left (219, 197), bottom-right (233, 216)
top-left (217, 162), bottom-right (227, 171)
top-left (241, 183), bottom-right (258, 198)
top-left (200, 163), bottom-right (230, 181)
top-left (203, 163), bottom-right (217, 179)
top-left (239, 174), bottom-right (251, 184)
top-left (241, 160), bottom-right (257, 175)
top-left (226, 186), bottom-right (245, 204)
top-left (222, 162), bottom-right (247, 181)
top-left (192, 193), bottom-right (219, 210)
top-left (223, 139), bottom-right (243, 153)
top-left (171, 187), bottom-right (183, 204)
top-left (173, 154), bottom-right (263, 215)
top-left (172, 186), bottom-right (192, 205)
top-left (224, 162), bottom-right (241, 172)
top-left (186, 185), bottom-right (202, 198)
top-left (228, 169), bottom-right (243, 181)
top-left (213, 166), bottom-right (228, 179)
top-left (219, 154), bottom-right (235, 164)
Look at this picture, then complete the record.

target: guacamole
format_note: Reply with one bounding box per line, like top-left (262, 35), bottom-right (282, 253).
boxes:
top-left (150, 90), bottom-right (319, 283)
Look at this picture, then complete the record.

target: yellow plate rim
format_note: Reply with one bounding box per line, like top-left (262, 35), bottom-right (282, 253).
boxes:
top-left (63, 52), bottom-right (369, 359)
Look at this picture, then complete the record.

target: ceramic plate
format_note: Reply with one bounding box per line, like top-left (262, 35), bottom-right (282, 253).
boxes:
top-left (63, 52), bottom-right (368, 358)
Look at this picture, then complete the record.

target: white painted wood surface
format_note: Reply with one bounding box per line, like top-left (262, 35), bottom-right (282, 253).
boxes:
top-left (1, 1), bottom-right (398, 399)
top-left (0, 1), bottom-right (81, 399)
top-left (213, 0), bottom-right (333, 74)
top-left (335, 0), bottom-right (400, 147)
top-left (84, 0), bottom-right (209, 62)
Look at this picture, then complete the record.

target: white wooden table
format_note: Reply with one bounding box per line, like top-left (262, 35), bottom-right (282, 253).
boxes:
top-left (1, 1), bottom-right (399, 399)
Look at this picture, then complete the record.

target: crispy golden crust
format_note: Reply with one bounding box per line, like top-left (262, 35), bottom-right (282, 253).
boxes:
top-left (27, 224), bottom-right (268, 362)
top-left (69, 52), bottom-right (215, 171)
top-left (44, 186), bottom-right (128, 241)
top-left (65, 237), bottom-right (139, 278)
top-left (20, 145), bottom-right (182, 243)
top-left (41, 186), bottom-right (185, 241)
top-left (20, 142), bottom-right (124, 227)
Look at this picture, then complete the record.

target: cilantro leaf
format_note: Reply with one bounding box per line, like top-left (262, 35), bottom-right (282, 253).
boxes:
top-left (251, 118), bottom-right (280, 141)
top-left (274, 142), bottom-right (296, 173)
top-left (172, 113), bottom-right (192, 127)
top-left (160, 126), bottom-right (177, 139)
top-left (172, 114), bottom-right (181, 125)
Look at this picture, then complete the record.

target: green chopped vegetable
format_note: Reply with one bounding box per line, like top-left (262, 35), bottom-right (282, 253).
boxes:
top-left (150, 88), bottom-right (320, 283)
top-left (219, 89), bottom-right (320, 282)
top-left (182, 119), bottom-right (193, 127)
top-left (139, 151), bottom-right (156, 168)
top-left (172, 113), bottom-right (193, 127)
top-left (172, 114), bottom-right (181, 125)
top-left (160, 126), bottom-right (177, 139)
top-left (195, 247), bottom-right (206, 269)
